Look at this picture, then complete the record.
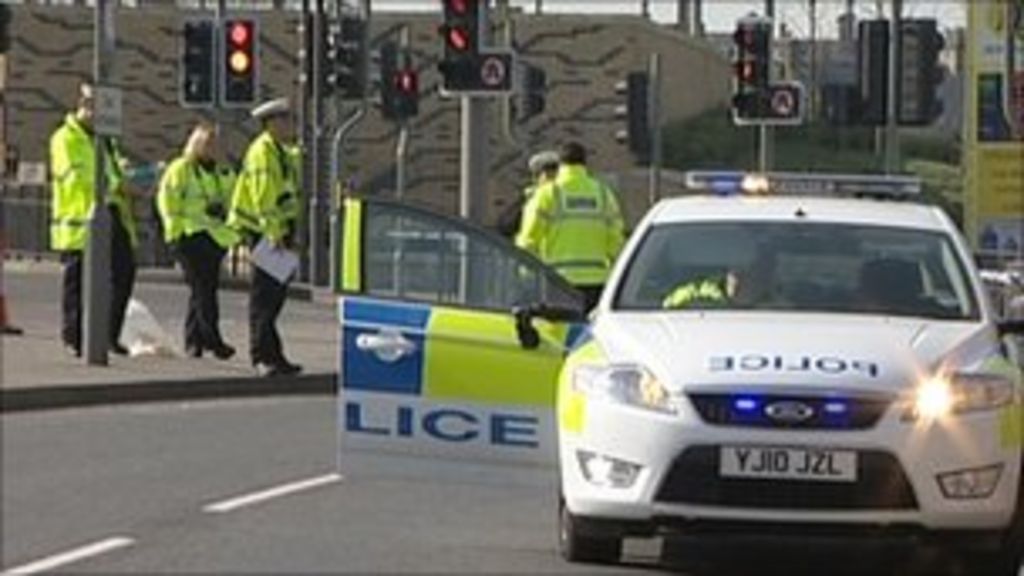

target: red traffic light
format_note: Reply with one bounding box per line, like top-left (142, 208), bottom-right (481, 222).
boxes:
top-left (395, 70), bottom-right (418, 93)
top-left (229, 21), bottom-right (252, 46)
top-left (446, 27), bottom-right (470, 52)
top-left (736, 61), bottom-right (755, 82)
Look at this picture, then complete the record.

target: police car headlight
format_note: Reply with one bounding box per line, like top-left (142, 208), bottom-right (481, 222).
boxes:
top-left (573, 364), bottom-right (675, 415)
top-left (906, 373), bottom-right (1016, 421)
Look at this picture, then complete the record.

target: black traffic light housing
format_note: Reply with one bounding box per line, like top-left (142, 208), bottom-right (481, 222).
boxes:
top-left (222, 18), bottom-right (259, 107)
top-left (615, 72), bottom-right (651, 164)
top-left (0, 5), bottom-right (11, 54)
top-left (857, 19), bottom-right (889, 126)
top-left (323, 16), bottom-right (368, 101)
top-left (181, 18), bottom-right (216, 108)
top-left (514, 63), bottom-right (547, 123)
top-left (378, 41), bottom-right (419, 121)
top-left (731, 18), bottom-right (772, 124)
top-left (898, 19), bottom-right (944, 126)
top-left (438, 0), bottom-right (480, 90)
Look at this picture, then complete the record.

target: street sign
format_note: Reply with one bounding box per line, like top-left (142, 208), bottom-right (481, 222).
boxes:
top-left (732, 82), bottom-right (804, 127)
top-left (439, 49), bottom-right (515, 97)
top-left (94, 85), bottom-right (122, 136)
top-left (480, 55), bottom-right (507, 88)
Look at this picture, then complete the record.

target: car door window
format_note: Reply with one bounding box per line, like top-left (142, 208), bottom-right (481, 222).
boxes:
top-left (360, 201), bottom-right (583, 314)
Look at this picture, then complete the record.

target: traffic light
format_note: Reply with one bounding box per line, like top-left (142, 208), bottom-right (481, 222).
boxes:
top-left (731, 18), bottom-right (772, 124)
top-left (222, 18), bottom-right (258, 107)
top-left (898, 19), bottom-right (944, 126)
top-left (378, 41), bottom-right (419, 121)
top-left (857, 19), bottom-right (889, 126)
top-left (615, 72), bottom-right (651, 164)
top-left (440, 0), bottom-right (480, 60)
top-left (0, 5), bottom-right (11, 54)
top-left (180, 18), bottom-right (216, 108)
top-left (438, 0), bottom-right (481, 93)
top-left (514, 63), bottom-right (546, 123)
top-left (323, 16), bottom-right (367, 100)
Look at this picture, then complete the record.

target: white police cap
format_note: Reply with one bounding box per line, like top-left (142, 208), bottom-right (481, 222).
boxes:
top-left (251, 97), bottom-right (290, 120)
top-left (528, 150), bottom-right (560, 174)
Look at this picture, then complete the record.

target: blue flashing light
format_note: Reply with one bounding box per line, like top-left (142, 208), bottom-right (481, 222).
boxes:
top-left (823, 401), bottom-right (848, 415)
top-left (734, 397), bottom-right (759, 412)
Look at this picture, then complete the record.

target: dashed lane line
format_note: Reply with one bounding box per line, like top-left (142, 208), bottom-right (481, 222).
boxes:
top-left (1, 536), bottom-right (135, 575)
top-left (202, 472), bottom-right (343, 514)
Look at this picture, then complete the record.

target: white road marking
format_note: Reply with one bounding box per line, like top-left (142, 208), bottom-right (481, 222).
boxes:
top-left (1, 536), bottom-right (135, 576)
top-left (202, 472), bottom-right (342, 514)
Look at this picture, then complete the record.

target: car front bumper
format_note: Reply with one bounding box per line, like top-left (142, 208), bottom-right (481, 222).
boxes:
top-left (559, 397), bottom-right (1022, 533)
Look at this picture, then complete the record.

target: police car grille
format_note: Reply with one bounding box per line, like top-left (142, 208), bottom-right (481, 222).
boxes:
top-left (655, 447), bottom-right (918, 510)
top-left (688, 393), bottom-right (890, 430)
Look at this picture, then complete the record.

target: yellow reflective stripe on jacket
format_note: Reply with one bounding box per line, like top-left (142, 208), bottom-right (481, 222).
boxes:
top-left (157, 156), bottom-right (239, 248)
top-left (229, 131), bottom-right (301, 242)
top-left (662, 278), bottom-right (728, 309)
top-left (515, 164), bottom-right (625, 287)
top-left (49, 114), bottom-right (134, 250)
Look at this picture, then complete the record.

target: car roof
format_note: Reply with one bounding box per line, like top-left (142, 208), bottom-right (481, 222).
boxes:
top-left (647, 195), bottom-right (950, 231)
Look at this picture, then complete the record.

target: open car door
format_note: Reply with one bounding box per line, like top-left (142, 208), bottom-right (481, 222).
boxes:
top-left (337, 197), bottom-right (586, 467)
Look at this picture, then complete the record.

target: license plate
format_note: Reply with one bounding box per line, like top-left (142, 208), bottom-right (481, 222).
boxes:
top-left (719, 446), bottom-right (858, 482)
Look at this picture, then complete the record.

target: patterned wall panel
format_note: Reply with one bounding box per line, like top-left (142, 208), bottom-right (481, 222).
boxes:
top-left (5, 6), bottom-right (729, 225)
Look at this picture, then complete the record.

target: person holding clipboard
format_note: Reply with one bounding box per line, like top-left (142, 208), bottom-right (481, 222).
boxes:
top-left (228, 98), bottom-right (302, 377)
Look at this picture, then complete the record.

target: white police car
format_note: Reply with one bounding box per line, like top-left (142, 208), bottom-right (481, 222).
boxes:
top-left (556, 172), bottom-right (1024, 574)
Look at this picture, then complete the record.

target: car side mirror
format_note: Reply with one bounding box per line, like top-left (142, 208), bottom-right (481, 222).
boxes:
top-left (998, 320), bottom-right (1024, 337)
top-left (512, 304), bottom-right (586, 350)
top-left (513, 307), bottom-right (541, 350)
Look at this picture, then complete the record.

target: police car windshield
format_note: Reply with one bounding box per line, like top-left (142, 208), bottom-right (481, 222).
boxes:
top-left (615, 221), bottom-right (979, 320)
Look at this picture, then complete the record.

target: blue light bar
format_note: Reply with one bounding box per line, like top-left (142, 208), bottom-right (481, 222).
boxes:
top-left (684, 171), bottom-right (745, 195)
top-left (684, 171), bottom-right (922, 199)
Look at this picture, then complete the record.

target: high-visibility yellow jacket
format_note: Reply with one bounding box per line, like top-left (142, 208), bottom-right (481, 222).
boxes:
top-left (662, 277), bottom-right (729, 309)
top-left (156, 156), bottom-right (240, 249)
top-left (49, 114), bottom-right (137, 251)
top-left (228, 131), bottom-right (301, 244)
top-left (515, 164), bottom-right (625, 286)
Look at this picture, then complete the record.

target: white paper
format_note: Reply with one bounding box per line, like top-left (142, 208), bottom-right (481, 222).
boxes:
top-left (251, 238), bottom-right (299, 285)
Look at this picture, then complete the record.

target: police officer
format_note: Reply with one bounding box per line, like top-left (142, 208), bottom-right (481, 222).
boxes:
top-left (49, 83), bottom-right (138, 357)
top-left (516, 142), bottom-right (625, 310)
top-left (228, 98), bottom-right (302, 377)
top-left (157, 123), bottom-right (239, 360)
top-left (496, 150), bottom-right (560, 239)
top-left (662, 258), bottom-right (776, 310)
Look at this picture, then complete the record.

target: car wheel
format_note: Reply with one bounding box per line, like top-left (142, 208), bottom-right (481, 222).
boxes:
top-left (557, 499), bottom-right (622, 565)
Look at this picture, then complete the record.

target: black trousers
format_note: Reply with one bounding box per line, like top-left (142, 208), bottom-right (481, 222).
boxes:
top-left (172, 233), bottom-right (226, 351)
top-left (249, 244), bottom-right (290, 366)
top-left (60, 206), bottom-right (137, 350)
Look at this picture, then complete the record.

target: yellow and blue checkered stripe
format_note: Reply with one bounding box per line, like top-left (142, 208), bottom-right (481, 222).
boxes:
top-left (342, 298), bottom-right (584, 406)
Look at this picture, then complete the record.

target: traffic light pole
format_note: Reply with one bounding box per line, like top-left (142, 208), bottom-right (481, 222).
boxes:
top-left (647, 52), bottom-right (662, 206)
top-left (84, 0), bottom-right (113, 366)
top-left (459, 3), bottom-right (489, 225)
top-left (328, 106), bottom-right (365, 293)
top-left (884, 0), bottom-right (902, 174)
top-left (308, 0), bottom-right (328, 286)
top-left (757, 0), bottom-right (775, 172)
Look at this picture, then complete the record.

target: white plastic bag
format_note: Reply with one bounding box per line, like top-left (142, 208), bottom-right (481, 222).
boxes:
top-left (121, 298), bottom-right (177, 357)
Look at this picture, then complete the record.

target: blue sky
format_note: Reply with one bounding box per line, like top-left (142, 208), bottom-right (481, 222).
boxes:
top-left (371, 1), bottom-right (966, 38)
